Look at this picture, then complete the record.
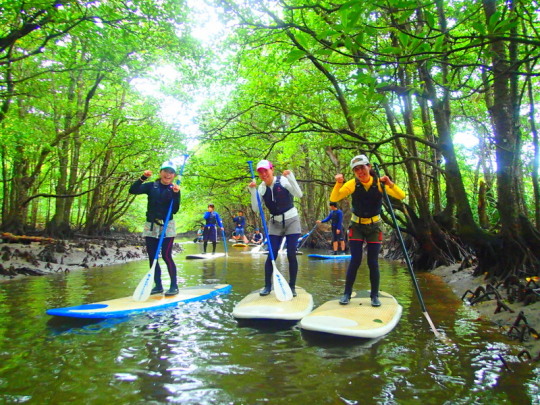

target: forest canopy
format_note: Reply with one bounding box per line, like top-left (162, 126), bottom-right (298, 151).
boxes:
top-left (1, 0), bottom-right (539, 280)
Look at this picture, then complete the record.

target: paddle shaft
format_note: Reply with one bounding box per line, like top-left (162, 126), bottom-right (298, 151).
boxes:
top-left (247, 161), bottom-right (277, 262)
top-left (221, 227), bottom-right (228, 256)
top-left (374, 163), bottom-right (439, 335)
top-left (297, 224), bottom-right (318, 250)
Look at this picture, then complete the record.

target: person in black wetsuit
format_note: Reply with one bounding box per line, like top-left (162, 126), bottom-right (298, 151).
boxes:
top-left (129, 161), bottom-right (180, 296)
top-left (248, 159), bottom-right (303, 297)
top-left (317, 202), bottom-right (346, 255)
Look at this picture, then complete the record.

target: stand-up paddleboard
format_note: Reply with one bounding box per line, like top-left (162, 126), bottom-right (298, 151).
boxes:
top-left (232, 243), bottom-right (248, 247)
top-left (232, 287), bottom-right (313, 320)
top-left (185, 252), bottom-right (226, 260)
top-left (47, 284), bottom-right (232, 319)
top-left (264, 251), bottom-right (303, 256)
top-left (299, 291), bottom-right (402, 338)
top-left (308, 253), bottom-right (351, 260)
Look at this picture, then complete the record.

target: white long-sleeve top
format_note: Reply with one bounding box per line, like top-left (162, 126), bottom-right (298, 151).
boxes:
top-left (249, 171), bottom-right (303, 220)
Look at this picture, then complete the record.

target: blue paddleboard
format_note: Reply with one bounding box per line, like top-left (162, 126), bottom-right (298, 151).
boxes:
top-left (308, 254), bottom-right (351, 260)
top-left (47, 284), bottom-right (231, 319)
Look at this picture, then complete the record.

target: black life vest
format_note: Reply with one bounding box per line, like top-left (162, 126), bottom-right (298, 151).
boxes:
top-left (351, 176), bottom-right (382, 218)
top-left (206, 212), bottom-right (217, 225)
top-left (262, 176), bottom-right (294, 216)
top-left (149, 181), bottom-right (174, 222)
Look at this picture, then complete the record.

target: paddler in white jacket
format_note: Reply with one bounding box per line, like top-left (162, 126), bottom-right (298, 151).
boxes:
top-left (248, 160), bottom-right (303, 297)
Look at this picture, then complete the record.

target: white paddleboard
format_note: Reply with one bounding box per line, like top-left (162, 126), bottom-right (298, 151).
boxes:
top-left (185, 252), bottom-right (226, 260)
top-left (299, 291), bottom-right (402, 338)
top-left (47, 284), bottom-right (232, 319)
top-left (232, 287), bottom-right (313, 320)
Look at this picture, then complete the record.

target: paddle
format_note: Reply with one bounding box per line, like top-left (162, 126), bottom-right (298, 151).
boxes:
top-left (374, 163), bottom-right (441, 338)
top-left (132, 155), bottom-right (189, 302)
top-left (221, 224), bottom-right (228, 257)
top-left (297, 224), bottom-right (318, 250)
top-left (277, 237), bottom-right (286, 254)
top-left (248, 160), bottom-right (293, 301)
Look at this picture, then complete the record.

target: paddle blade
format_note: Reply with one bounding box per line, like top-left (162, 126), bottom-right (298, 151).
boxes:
top-left (272, 261), bottom-right (293, 301)
top-left (132, 262), bottom-right (156, 302)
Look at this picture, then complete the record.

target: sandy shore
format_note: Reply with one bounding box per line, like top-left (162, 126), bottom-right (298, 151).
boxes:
top-left (433, 264), bottom-right (540, 362)
top-left (1, 238), bottom-right (538, 361)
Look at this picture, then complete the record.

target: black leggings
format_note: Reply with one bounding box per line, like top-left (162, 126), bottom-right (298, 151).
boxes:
top-left (145, 236), bottom-right (177, 288)
top-left (343, 240), bottom-right (381, 298)
top-left (264, 233), bottom-right (300, 289)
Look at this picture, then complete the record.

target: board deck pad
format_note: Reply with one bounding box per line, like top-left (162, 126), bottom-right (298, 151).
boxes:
top-left (299, 291), bottom-right (402, 338)
top-left (308, 254), bottom-right (351, 260)
top-left (47, 284), bottom-right (232, 319)
top-left (185, 252), bottom-right (226, 260)
top-left (232, 287), bottom-right (313, 320)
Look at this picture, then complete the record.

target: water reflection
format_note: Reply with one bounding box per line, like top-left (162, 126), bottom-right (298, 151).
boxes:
top-left (0, 241), bottom-right (538, 404)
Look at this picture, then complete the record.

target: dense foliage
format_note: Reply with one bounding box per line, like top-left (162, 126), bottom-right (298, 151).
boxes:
top-left (1, 0), bottom-right (539, 279)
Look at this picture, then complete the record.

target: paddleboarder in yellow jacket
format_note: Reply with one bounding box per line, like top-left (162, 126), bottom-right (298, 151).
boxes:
top-left (330, 155), bottom-right (406, 307)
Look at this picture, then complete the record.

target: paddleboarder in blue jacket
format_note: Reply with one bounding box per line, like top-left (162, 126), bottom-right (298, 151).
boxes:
top-left (330, 155), bottom-right (406, 307)
top-left (129, 161), bottom-right (181, 296)
top-left (232, 210), bottom-right (249, 243)
top-left (317, 202), bottom-right (346, 255)
top-left (203, 204), bottom-right (224, 254)
top-left (249, 159), bottom-right (303, 297)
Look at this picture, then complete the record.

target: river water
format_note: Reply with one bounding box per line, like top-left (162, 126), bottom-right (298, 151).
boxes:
top-left (0, 241), bottom-right (538, 404)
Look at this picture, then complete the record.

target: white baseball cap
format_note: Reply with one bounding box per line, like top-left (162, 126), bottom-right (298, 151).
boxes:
top-left (160, 160), bottom-right (177, 173)
top-left (350, 155), bottom-right (370, 169)
top-left (256, 160), bottom-right (273, 171)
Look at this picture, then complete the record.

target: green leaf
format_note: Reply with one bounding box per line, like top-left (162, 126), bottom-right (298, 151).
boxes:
top-left (425, 10), bottom-right (436, 28)
top-left (487, 11), bottom-right (501, 33)
top-left (379, 46), bottom-right (402, 55)
top-left (284, 49), bottom-right (305, 63)
top-left (472, 21), bottom-right (486, 35)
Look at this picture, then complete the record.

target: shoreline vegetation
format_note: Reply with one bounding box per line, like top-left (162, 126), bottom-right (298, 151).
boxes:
top-left (1, 233), bottom-right (538, 363)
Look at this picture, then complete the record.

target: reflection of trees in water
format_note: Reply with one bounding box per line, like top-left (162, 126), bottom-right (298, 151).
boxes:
top-left (201, 260), bottom-right (229, 284)
top-left (202, 261), bottom-right (217, 282)
top-left (138, 311), bottom-right (213, 403)
top-left (328, 260), bottom-right (350, 288)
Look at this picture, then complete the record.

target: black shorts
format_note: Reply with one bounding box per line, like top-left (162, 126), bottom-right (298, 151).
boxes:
top-left (331, 227), bottom-right (345, 242)
top-left (203, 226), bottom-right (218, 242)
